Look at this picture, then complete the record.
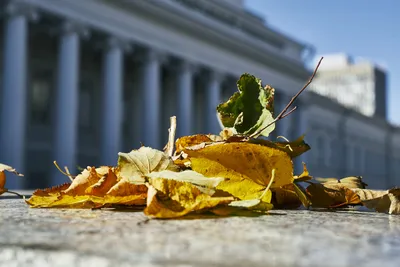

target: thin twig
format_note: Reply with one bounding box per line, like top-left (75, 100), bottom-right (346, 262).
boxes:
top-left (280, 106), bottom-right (297, 119)
top-left (53, 161), bottom-right (76, 180)
top-left (64, 166), bottom-right (74, 182)
top-left (4, 190), bottom-right (25, 199)
top-left (164, 116), bottom-right (177, 157)
top-left (249, 57), bottom-right (324, 138)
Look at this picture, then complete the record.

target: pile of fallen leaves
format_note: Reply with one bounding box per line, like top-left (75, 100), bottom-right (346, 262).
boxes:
top-left (1, 59), bottom-right (399, 218)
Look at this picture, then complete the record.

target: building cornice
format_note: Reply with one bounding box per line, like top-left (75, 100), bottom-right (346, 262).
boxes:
top-left (138, 0), bottom-right (310, 79)
top-left (24, 0), bottom-right (311, 80)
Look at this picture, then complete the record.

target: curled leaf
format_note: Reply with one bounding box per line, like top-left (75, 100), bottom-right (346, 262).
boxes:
top-left (217, 73), bottom-right (275, 137)
top-left (306, 183), bottom-right (361, 208)
top-left (294, 163), bottom-right (312, 182)
top-left (351, 188), bottom-right (400, 214)
top-left (272, 184), bottom-right (302, 209)
top-left (0, 163), bottom-right (24, 196)
top-left (64, 166), bottom-right (110, 195)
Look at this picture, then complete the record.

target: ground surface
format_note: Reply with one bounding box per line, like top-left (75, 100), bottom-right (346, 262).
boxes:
top-left (1, 196), bottom-right (400, 267)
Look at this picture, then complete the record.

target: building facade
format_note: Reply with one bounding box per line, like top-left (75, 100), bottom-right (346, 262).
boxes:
top-left (0, 0), bottom-right (398, 189)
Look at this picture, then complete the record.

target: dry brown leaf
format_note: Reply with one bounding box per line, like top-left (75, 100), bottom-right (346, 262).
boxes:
top-left (272, 184), bottom-right (302, 209)
top-left (85, 168), bottom-right (118, 196)
top-left (306, 183), bottom-right (361, 208)
top-left (316, 176), bottom-right (368, 189)
top-left (144, 178), bottom-right (233, 218)
top-left (0, 163), bottom-right (24, 196)
top-left (351, 188), bottom-right (400, 214)
top-left (64, 166), bottom-right (110, 195)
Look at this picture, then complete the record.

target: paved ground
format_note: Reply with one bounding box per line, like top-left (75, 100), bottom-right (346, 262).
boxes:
top-left (1, 196), bottom-right (400, 267)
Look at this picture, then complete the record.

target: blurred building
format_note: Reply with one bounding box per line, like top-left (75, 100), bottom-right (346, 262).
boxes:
top-left (305, 54), bottom-right (397, 189)
top-left (0, 0), bottom-right (398, 189)
top-left (310, 54), bottom-right (387, 118)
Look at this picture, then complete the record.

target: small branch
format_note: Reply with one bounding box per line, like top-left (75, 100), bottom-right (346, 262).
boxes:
top-left (249, 57), bottom-right (323, 138)
top-left (280, 106), bottom-right (297, 120)
top-left (64, 166), bottom-right (74, 182)
top-left (164, 116), bottom-right (177, 157)
top-left (4, 190), bottom-right (25, 199)
top-left (53, 161), bottom-right (76, 180)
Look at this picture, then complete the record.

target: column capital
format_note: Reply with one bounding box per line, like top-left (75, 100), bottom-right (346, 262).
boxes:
top-left (56, 20), bottom-right (90, 39)
top-left (3, 1), bottom-right (39, 21)
top-left (176, 59), bottom-right (199, 74)
top-left (97, 36), bottom-right (132, 53)
top-left (133, 47), bottom-right (168, 64)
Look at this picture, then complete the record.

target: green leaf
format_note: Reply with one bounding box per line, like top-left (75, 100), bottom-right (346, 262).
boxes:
top-left (217, 73), bottom-right (275, 137)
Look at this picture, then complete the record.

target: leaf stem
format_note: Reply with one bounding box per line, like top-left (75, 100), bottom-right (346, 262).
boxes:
top-left (259, 169), bottom-right (276, 200)
top-left (53, 161), bottom-right (76, 181)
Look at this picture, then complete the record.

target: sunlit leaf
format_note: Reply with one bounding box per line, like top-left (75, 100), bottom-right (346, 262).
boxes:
top-left (216, 73), bottom-right (275, 137)
top-left (144, 178), bottom-right (233, 218)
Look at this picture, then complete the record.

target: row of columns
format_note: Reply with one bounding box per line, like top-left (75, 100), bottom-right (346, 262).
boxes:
top-left (0, 3), bottom-right (225, 187)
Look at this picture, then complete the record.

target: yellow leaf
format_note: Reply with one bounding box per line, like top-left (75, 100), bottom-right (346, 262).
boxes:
top-left (292, 183), bottom-right (311, 208)
top-left (35, 195), bottom-right (104, 209)
top-left (103, 179), bottom-right (147, 206)
top-left (249, 135), bottom-right (310, 159)
top-left (184, 142), bottom-right (292, 203)
top-left (146, 170), bottom-right (225, 195)
top-left (26, 183), bottom-right (70, 207)
top-left (293, 163), bottom-right (312, 182)
top-left (144, 178), bottom-right (233, 219)
top-left (118, 146), bottom-right (179, 184)
top-left (229, 199), bottom-right (273, 211)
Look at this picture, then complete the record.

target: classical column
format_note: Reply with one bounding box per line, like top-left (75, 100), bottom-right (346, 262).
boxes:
top-left (205, 71), bottom-right (224, 134)
top-left (52, 22), bottom-right (85, 185)
top-left (100, 37), bottom-right (129, 165)
top-left (142, 49), bottom-right (164, 149)
top-left (0, 3), bottom-right (37, 188)
top-left (176, 60), bottom-right (196, 137)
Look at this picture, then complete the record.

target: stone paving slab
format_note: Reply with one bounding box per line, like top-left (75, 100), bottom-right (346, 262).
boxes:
top-left (1, 198), bottom-right (400, 267)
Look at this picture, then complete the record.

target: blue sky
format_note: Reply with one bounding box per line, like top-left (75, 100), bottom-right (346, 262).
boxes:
top-left (245, 0), bottom-right (400, 124)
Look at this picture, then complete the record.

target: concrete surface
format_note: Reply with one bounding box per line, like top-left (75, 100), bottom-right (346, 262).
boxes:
top-left (1, 198), bottom-right (400, 267)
